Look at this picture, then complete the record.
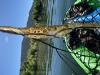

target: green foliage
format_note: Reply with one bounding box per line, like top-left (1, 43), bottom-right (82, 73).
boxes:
top-left (33, 0), bottom-right (42, 22)
top-left (32, 0), bottom-right (47, 24)
top-left (20, 40), bottom-right (38, 75)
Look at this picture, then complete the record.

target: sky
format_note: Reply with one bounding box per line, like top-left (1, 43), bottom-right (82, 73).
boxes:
top-left (0, 0), bottom-right (33, 75)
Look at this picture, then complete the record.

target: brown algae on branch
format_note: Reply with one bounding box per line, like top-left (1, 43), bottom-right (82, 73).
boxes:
top-left (0, 23), bottom-right (100, 39)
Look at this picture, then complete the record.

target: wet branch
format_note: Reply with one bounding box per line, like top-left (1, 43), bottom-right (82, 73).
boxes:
top-left (0, 23), bottom-right (99, 39)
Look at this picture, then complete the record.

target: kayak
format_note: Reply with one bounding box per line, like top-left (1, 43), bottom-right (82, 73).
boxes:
top-left (64, 37), bottom-right (100, 75)
top-left (63, 0), bottom-right (100, 75)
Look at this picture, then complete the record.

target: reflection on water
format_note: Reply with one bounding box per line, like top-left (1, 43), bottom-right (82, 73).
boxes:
top-left (46, 0), bottom-right (70, 75)
top-left (46, 0), bottom-right (87, 75)
top-left (46, 0), bottom-right (75, 75)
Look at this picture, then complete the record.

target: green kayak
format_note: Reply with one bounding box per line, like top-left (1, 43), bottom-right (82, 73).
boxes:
top-left (64, 37), bottom-right (100, 75)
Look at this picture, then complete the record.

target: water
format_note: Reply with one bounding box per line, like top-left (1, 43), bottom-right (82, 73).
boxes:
top-left (46, 0), bottom-right (87, 75)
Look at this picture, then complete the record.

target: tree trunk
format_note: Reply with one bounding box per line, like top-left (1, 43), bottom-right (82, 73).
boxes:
top-left (0, 23), bottom-right (99, 39)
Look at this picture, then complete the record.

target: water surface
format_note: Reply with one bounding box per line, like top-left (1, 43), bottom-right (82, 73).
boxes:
top-left (46, 0), bottom-right (87, 75)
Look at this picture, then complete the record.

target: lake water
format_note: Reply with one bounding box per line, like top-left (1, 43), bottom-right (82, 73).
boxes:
top-left (46, 0), bottom-right (87, 75)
